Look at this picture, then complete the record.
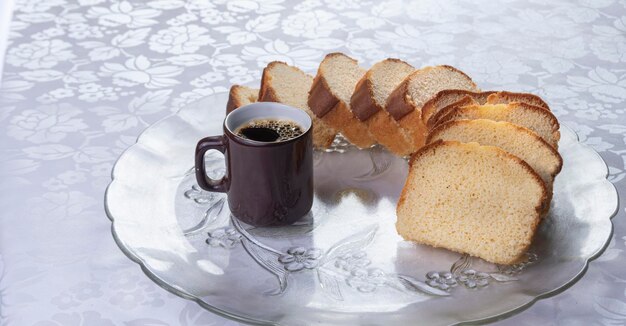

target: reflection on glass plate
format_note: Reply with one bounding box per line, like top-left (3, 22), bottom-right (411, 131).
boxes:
top-left (105, 92), bottom-right (618, 325)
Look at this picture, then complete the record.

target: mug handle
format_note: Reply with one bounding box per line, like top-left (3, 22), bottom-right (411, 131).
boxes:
top-left (195, 136), bottom-right (229, 193)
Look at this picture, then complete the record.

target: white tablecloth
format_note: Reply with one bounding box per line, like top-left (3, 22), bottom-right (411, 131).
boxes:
top-left (1, 0), bottom-right (625, 325)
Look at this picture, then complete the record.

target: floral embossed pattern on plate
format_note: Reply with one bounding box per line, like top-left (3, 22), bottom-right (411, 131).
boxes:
top-left (105, 92), bottom-right (618, 325)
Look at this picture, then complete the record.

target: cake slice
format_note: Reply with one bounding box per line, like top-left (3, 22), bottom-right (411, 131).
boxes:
top-left (427, 119), bottom-right (562, 210)
top-left (385, 66), bottom-right (479, 152)
top-left (427, 91), bottom-right (550, 129)
top-left (422, 90), bottom-right (494, 128)
top-left (426, 95), bottom-right (481, 129)
top-left (350, 59), bottom-right (415, 156)
top-left (308, 53), bottom-right (375, 148)
top-left (226, 85), bottom-right (258, 114)
top-left (259, 61), bottom-right (336, 149)
top-left (396, 141), bottom-right (547, 265)
top-left (486, 91), bottom-right (549, 109)
top-left (435, 103), bottom-right (561, 148)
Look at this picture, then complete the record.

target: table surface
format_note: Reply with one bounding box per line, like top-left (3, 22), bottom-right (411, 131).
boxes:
top-left (1, 0), bottom-right (625, 325)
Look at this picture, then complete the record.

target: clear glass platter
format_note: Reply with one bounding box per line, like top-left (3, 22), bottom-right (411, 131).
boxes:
top-left (105, 92), bottom-right (618, 325)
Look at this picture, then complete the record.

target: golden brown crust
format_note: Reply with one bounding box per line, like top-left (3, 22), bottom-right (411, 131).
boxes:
top-left (350, 75), bottom-right (379, 121)
top-left (406, 139), bottom-right (442, 169)
top-left (385, 76), bottom-right (414, 120)
top-left (258, 62), bottom-right (281, 103)
top-left (428, 91), bottom-right (551, 129)
top-left (441, 65), bottom-right (477, 85)
top-left (308, 74), bottom-right (339, 118)
top-left (427, 119), bottom-right (563, 176)
top-left (422, 90), bottom-right (493, 127)
top-left (385, 66), bottom-right (479, 154)
top-left (324, 52), bottom-right (355, 60)
top-left (226, 85), bottom-right (241, 114)
top-left (422, 91), bottom-right (461, 124)
top-left (512, 102), bottom-right (561, 143)
top-left (435, 103), bottom-right (561, 147)
top-left (427, 96), bottom-right (481, 130)
top-left (487, 91), bottom-right (550, 111)
top-left (385, 67), bottom-right (478, 121)
top-left (226, 85), bottom-right (258, 114)
top-left (259, 61), bottom-right (315, 102)
top-left (384, 58), bottom-right (413, 65)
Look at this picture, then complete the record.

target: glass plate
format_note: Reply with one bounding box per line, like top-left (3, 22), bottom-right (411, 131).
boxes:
top-left (105, 92), bottom-right (618, 325)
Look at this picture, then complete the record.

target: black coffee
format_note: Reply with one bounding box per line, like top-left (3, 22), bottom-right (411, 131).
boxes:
top-left (236, 119), bottom-right (303, 142)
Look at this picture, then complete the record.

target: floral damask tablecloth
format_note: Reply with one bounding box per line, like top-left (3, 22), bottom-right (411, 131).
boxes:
top-left (0, 0), bottom-right (625, 325)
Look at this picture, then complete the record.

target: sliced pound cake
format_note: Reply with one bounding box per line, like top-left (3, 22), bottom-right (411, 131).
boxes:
top-left (259, 61), bottom-right (336, 149)
top-left (350, 59), bottom-right (415, 156)
top-left (386, 66), bottom-right (479, 152)
top-left (426, 95), bottom-right (481, 130)
top-left (422, 90), bottom-right (494, 128)
top-left (226, 85), bottom-right (258, 114)
top-left (308, 53), bottom-right (375, 148)
top-left (486, 91), bottom-right (549, 109)
top-left (427, 119), bottom-right (562, 212)
top-left (435, 103), bottom-right (560, 148)
top-left (425, 90), bottom-right (549, 130)
top-left (396, 141), bottom-right (547, 265)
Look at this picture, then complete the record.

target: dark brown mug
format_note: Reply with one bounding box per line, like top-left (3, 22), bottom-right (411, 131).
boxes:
top-left (195, 102), bottom-right (313, 227)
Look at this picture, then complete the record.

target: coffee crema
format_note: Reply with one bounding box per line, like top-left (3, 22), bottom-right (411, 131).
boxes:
top-left (235, 119), bottom-right (303, 142)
